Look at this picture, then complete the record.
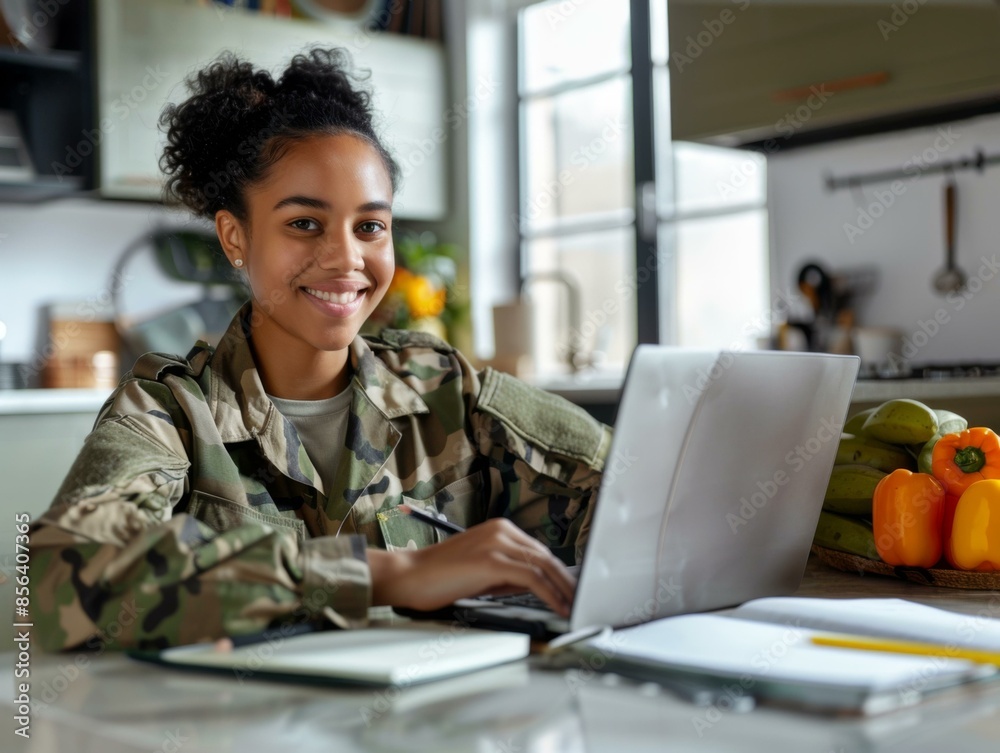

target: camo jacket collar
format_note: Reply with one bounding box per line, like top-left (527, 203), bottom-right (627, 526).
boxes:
top-left (189, 302), bottom-right (429, 448)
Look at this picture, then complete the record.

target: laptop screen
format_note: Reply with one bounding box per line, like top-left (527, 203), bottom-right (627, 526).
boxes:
top-left (570, 347), bottom-right (859, 631)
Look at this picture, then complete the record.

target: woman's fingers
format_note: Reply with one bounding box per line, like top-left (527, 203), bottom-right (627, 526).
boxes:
top-left (370, 516), bottom-right (579, 616)
top-left (489, 520), bottom-right (577, 606)
top-left (486, 552), bottom-right (573, 617)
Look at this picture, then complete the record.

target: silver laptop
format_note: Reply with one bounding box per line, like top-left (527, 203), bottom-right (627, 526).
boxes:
top-left (449, 346), bottom-right (860, 637)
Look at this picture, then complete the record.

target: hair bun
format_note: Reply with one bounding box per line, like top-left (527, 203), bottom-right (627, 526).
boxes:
top-left (159, 46), bottom-right (399, 220)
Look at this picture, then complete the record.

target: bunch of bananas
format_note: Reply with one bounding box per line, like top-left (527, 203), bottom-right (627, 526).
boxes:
top-left (815, 399), bottom-right (968, 561)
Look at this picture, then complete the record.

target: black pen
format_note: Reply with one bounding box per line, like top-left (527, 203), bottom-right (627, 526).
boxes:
top-left (398, 503), bottom-right (466, 535)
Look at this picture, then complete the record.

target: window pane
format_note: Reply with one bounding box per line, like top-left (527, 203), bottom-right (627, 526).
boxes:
top-left (522, 228), bottom-right (636, 376)
top-left (674, 209), bottom-right (770, 349)
top-left (520, 0), bottom-right (630, 93)
top-left (521, 77), bottom-right (634, 231)
top-left (670, 141), bottom-right (767, 216)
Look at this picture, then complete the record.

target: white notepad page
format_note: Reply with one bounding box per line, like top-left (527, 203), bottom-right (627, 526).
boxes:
top-left (587, 613), bottom-right (992, 693)
top-left (731, 597), bottom-right (1000, 651)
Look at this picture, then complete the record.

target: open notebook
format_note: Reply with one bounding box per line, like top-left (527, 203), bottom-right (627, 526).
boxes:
top-left (576, 597), bottom-right (1000, 714)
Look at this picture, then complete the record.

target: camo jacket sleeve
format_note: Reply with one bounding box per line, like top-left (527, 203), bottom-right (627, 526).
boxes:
top-left (28, 308), bottom-right (611, 652)
top-left (28, 375), bottom-right (369, 653)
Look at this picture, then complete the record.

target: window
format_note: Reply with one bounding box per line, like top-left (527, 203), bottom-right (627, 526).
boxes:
top-left (514, 0), bottom-right (769, 376)
top-left (517, 0), bottom-right (634, 375)
top-left (666, 142), bottom-right (769, 349)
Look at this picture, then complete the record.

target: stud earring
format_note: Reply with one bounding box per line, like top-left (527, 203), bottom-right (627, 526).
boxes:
top-left (234, 258), bottom-right (244, 267)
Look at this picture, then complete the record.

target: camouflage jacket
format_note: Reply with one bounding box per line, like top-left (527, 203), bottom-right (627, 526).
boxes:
top-left (29, 304), bottom-right (612, 651)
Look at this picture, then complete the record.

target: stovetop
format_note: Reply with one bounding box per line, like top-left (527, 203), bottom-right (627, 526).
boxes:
top-left (862, 362), bottom-right (1000, 380)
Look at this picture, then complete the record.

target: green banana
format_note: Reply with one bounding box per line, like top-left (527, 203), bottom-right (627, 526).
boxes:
top-left (822, 464), bottom-right (886, 515)
top-left (917, 409), bottom-right (969, 474)
top-left (934, 408), bottom-right (968, 436)
top-left (814, 511), bottom-right (880, 560)
top-left (835, 433), bottom-right (915, 473)
top-left (843, 407), bottom-right (877, 435)
top-left (862, 398), bottom-right (939, 445)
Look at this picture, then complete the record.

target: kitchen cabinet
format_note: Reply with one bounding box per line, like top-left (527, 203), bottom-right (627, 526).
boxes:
top-left (0, 390), bottom-right (109, 613)
top-left (95, 0), bottom-right (448, 219)
top-left (1, 1), bottom-right (448, 217)
top-left (0, 389), bottom-right (107, 652)
top-left (669, 0), bottom-right (1000, 148)
top-left (0, 0), bottom-right (94, 199)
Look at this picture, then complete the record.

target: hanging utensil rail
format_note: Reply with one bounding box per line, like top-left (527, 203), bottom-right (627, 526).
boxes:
top-left (824, 148), bottom-right (1000, 191)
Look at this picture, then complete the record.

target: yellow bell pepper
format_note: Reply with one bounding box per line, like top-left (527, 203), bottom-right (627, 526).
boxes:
top-left (872, 469), bottom-right (946, 568)
top-left (949, 479), bottom-right (1000, 571)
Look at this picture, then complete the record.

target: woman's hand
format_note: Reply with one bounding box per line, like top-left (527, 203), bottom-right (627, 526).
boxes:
top-left (368, 518), bottom-right (576, 617)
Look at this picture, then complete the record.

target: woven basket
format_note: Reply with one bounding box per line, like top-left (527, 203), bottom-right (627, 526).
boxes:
top-left (811, 545), bottom-right (1000, 590)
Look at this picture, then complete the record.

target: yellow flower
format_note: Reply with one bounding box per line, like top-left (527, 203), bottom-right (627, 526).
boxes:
top-left (390, 268), bottom-right (446, 319)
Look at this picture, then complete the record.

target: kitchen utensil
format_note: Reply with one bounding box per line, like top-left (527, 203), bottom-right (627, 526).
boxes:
top-left (797, 262), bottom-right (834, 320)
top-left (933, 180), bottom-right (967, 294)
top-left (1, 0), bottom-right (55, 52)
top-left (0, 111), bottom-right (34, 183)
top-left (852, 326), bottom-right (904, 376)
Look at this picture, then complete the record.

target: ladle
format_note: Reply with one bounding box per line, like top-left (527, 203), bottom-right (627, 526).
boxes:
top-left (933, 180), bottom-right (967, 294)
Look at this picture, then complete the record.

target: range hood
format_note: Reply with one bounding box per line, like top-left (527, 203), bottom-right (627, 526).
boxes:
top-left (668, 0), bottom-right (1000, 149)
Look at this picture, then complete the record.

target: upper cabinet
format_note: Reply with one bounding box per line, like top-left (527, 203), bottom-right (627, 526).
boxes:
top-left (1, 0), bottom-right (447, 218)
top-left (0, 0), bottom-right (93, 199)
top-left (668, 0), bottom-right (1000, 148)
top-left (96, 0), bottom-right (447, 219)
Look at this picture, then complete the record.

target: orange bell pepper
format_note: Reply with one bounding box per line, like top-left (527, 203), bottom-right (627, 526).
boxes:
top-left (931, 427), bottom-right (1000, 496)
top-left (949, 479), bottom-right (1000, 571)
top-left (873, 469), bottom-right (946, 568)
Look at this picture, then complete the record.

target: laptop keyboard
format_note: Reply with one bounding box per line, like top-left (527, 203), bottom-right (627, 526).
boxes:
top-left (477, 592), bottom-right (550, 610)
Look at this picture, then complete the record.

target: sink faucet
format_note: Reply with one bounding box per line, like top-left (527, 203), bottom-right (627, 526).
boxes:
top-left (519, 271), bottom-right (586, 373)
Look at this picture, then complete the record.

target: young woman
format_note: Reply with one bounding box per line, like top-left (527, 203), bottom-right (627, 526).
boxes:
top-left (29, 48), bottom-right (611, 651)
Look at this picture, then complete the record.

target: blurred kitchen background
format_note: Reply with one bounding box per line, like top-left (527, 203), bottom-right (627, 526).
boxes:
top-left (4, 0), bottom-right (1000, 537)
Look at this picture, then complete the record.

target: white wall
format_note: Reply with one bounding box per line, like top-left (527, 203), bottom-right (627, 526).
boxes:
top-left (769, 112), bottom-right (1000, 364)
top-left (0, 199), bottom-right (208, 381)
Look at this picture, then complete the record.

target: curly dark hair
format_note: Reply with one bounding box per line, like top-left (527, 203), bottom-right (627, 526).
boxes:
top-left (159, 47), bottom-right (400, 221)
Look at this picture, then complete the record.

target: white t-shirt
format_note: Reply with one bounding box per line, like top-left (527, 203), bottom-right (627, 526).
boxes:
top-left (268, 388), bottom-right (353, 495)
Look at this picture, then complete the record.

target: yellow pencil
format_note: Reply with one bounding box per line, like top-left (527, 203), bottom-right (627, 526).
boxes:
top-left (811, 634), bottom-right (1000, 666)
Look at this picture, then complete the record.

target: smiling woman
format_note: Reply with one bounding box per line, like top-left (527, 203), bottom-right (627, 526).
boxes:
top-left (214, 133), bottom-right (396, 399)
top-left (27, 47), bottom-right (613, 651)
